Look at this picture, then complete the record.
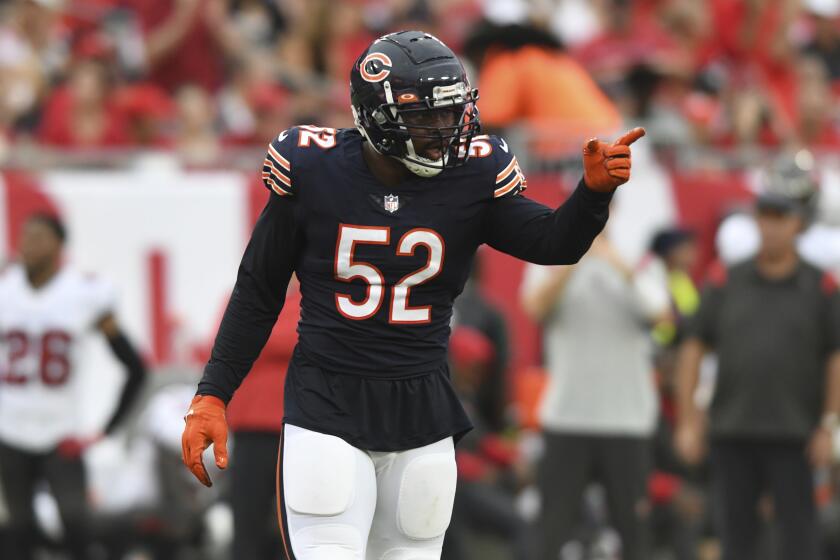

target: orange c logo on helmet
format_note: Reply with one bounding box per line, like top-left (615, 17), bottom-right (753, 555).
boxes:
top-left (360, 52), bottom-right (393, 83)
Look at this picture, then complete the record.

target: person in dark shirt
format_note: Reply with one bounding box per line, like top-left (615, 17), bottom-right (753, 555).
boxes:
top-left (675, 181), bottom-right (840, 560)
top-left (181, 30), bottom-right (645, 559)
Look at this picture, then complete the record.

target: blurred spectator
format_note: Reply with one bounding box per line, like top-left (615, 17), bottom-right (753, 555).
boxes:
top-left (228, 0), bottom-right (284, 50)
top-left (443, 326), bottom-right (535, 560)
top-left (241, 84), bottom-right (290, 147)
top-left (0, 0), bottom-right (66, 135)
top-left (647, 227), bottom-right (709, 560)
top-left (573, 0), bottom-right (684, 95)
top-left (651, 227), bottom-right (700, 348)
top-left (452, 253), bottom-right (510, 432)
top-left (464, 21), bottom-right (621, 157)
top-left (716, 155), bottom-right (840, 276)
top-left (37, 58), bottom-right (128, 148)
top-left (801, 0), bottom-right (840, 85)
top-left (122, 0), bottom-right (243, 93)
top-left (794, 56), bottom-right (840, 150)
top-left (521, 233), bottom-right (670, 560)
top-left (173, 85), bottom-right (222, 166)
top-left (675, 186), bottom-right (840, 560)
top-left (114, 82), bottom-right (174, 147)
top-left (219, 51), bottom-right (291, 146)
top-left (222, 82), bottom-right (291, 147)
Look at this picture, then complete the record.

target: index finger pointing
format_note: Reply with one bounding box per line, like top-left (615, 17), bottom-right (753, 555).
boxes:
top-left (613, 127), bottom-right (646, 147)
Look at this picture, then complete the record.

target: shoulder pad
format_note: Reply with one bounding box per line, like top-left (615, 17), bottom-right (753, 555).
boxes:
top-left (484, 135), bottom-right (527, 199)
top-left (262, 125), bottom-right (341, 197)
top-left (262, 127), bottom-right (299, 197)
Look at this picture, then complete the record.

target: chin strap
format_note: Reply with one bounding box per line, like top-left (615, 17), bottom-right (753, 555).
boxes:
top-left (400, 158), bottom-right (445, 178)
top-left (399, 140), bottom-right (446, 177)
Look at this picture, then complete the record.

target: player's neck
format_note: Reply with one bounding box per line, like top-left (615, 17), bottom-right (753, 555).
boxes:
top-left (26, 261), bottom-right (60, 289)
top-left (362, 141), bottom-right (410, 188)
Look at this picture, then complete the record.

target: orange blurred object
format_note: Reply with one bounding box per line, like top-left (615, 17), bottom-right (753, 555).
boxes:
top-left (512, 366), bottom-right (547, 430)
top-left (478, 46), bottom-right (622, 157)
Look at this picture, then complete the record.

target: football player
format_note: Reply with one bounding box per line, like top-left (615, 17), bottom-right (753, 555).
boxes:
top-left (182, 31), bottom-right (645, 560)
top-left (0, 213), bottom-right (147, 559)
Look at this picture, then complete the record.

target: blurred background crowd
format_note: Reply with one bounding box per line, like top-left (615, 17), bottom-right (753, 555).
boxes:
top-left (0, 0), bottom-right (838, 162)
top-left (2, 0), bottom-right (840, 559)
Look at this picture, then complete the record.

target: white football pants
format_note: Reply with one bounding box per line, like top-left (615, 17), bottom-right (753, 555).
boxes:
top-left (276, 424), bottom-right (457, 560)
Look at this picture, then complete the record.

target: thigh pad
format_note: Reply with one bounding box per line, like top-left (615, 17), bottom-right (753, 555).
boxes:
top-left (284, 431), bottom-right (357, 516)
top-left (396, 452), bottom-right (457, 540)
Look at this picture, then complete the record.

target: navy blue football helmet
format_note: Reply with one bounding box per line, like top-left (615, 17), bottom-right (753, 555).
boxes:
top-left (350, 31), bottom-right (480, 178)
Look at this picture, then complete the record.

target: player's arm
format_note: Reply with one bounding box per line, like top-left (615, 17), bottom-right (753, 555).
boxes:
top-left (484, 128), bottom-right (645, 265)
top-left (183, 129), bottom-right (301, 487)
top-left (197, 128), bottom-right (299, 401)
top-left (673, 336), bottom-right (707, 465)
top-left (184, 192), bottom-right (300, 486)
top-left (97, 313), bottom-right (147, 434)
top-left (673, 272), bottom-right (723, 466)
top-left (196, 193), bottom-right (299, 402)
top-left (809, 274), bottom-right (840, 467)
top-left (56, 312), bottom-right (147, 459)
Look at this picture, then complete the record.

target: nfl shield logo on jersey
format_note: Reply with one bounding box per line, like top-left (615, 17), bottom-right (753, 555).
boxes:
top-left (383, 194), bottom-right (399, 213)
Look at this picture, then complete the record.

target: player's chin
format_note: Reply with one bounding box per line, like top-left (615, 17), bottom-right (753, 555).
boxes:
top-left (408, 138), bottom-right (440, 160)
top-left (417, 147), bottom-right (443, 161)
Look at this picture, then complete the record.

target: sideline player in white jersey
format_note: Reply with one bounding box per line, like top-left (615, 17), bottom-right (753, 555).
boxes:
top-left (0, 213), bottom-right (147, 559)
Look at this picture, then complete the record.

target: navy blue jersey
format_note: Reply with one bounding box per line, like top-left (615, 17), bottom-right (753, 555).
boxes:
top-left (198, 125), bottom-right (612, 450)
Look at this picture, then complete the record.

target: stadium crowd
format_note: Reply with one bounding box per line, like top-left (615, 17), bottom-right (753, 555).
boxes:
top-left (1, 0), bottom-right (840, 559)
top-left (0, 0), bottom-right (838, 160)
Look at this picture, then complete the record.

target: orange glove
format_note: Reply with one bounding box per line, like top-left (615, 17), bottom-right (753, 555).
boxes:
top-left (181, 394), bottom-right (228, 487)
top-left (582, 127), bottom-right (646, 193)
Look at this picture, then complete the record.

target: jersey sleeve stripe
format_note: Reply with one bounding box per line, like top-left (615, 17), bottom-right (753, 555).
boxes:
top-left (496, 157), bottom-right (518, 183)
top-left (262, 168), bottom-right (291, 188)
top-left (263, 159), bottom-right (292, 187)
top-left (267, 145), bottom-right (291, 171)
top-left (494, 162), bottom-right (525, 193)
top-left (494, 174), bottom-right (523, 198)
top-left (263, 169), bottom-right (292, 191)
top-left (262, 173), bottom-right (292, 196)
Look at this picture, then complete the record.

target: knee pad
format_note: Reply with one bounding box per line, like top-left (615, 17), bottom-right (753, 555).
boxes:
top-left (284, 431), bottom-right (356, 516)
top-left (396, 452), bottom-right (457, 540)
top-left (293, 524), bottom-right (363, 560)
